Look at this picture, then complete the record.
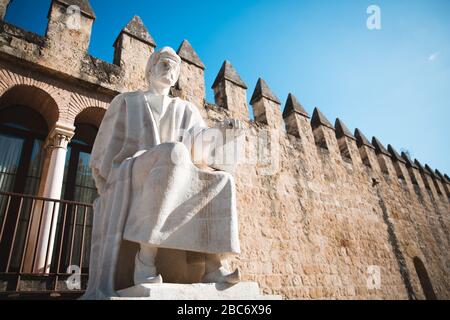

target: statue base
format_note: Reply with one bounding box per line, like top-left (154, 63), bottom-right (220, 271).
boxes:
top-left (112, 282), bottom-right (281, 300)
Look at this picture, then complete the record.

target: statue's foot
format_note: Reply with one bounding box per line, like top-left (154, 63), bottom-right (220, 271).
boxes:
top-left (201, 267), bottom-right (240, 284)
top-left (134, 273), bottom-right (163, 285)
top-left (134, 251), bottom-right (163, 285)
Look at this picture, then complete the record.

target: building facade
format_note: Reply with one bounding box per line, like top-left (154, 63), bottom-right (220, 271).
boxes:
top-left (0, 0), bottom-right (449, 299)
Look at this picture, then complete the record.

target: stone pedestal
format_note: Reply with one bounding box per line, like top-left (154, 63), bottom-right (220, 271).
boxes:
top-left (112, 282), bottom-right (281, 300)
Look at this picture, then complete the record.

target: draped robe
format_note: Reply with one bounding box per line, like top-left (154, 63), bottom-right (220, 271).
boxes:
top-left (81, 91), bottom-right (240, 299)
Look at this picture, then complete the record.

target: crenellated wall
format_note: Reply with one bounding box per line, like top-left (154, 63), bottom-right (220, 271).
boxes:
top-left (0, 0), bottom-right (449, 299)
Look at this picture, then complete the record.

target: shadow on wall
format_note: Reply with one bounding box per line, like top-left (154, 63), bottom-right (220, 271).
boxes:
top-left (413, 256), bottom-right (437, 300)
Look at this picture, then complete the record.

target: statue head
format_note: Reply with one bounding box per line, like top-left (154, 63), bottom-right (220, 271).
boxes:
top-left (145, 47), bottom-right (181, 91)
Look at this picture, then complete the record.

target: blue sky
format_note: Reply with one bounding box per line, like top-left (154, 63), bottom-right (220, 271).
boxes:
top-left (5, 0), bottom-right (450, 174)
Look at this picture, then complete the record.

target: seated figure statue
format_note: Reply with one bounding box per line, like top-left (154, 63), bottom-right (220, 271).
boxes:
top-left (82, 47), bottom-right (244, 299)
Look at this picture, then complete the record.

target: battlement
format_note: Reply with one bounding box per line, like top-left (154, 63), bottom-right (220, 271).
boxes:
top-left (2, 1), bottom-right (449, 187)
top-left (0, 0), bottom-right (449, 300)
top-left (0, 0), bottom-right (447, 192)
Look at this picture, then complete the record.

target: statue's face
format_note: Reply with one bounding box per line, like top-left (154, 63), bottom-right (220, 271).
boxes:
top-left (149, 56), bottom-right (180, 89)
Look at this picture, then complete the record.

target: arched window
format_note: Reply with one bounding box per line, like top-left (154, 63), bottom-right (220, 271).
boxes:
top-left (0, 105), bottom-right (48, 270)
top-left (413, 257), bottom-right (437, 300)
top-left (0, 105), bottom-right (47, 194)
top-left (61, 122), bottom-right (98, 203)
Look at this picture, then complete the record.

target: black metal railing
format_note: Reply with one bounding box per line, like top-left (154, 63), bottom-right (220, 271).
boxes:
top-left (0, 191), bottom-right (93, 298)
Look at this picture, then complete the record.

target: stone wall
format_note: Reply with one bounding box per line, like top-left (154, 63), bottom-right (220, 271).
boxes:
top-left (224, 115), bottom-right (450, 299)
top-left (0, 0), bottom-right (449, 299)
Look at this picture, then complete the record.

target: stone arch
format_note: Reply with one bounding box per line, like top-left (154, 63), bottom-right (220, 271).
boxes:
top-left (71, 107), bottom-right (105, 147)
top-left (0, 84), bottom-right (59, 128)
top-left (0, 68), bottom-right (68, 123)
top-left (413, 256), bottom-right (437, 300)
top-left (405, 244), bottom-right (423, 260)
top-left (66, 93), bottom-right (109, 125)
top-left (74, 106), bottom-right (106, 129)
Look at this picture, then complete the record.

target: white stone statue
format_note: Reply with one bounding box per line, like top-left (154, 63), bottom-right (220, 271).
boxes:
top-left (82, 47), bottom-right (244, 299)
